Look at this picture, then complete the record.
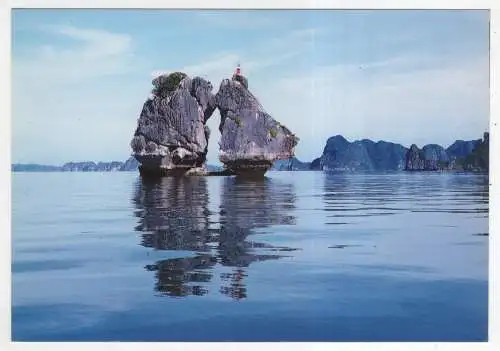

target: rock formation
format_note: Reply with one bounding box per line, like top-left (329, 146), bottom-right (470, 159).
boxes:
top-left (310, 157), bottom-right (322, 170)
top-left (422, 144), bottom-right (450, 170)
top-left (130, 71), bottom-right (298, 177)
top-left (130, 72), bottom-right (217, 176)
top-left (119, 157), bottom-right (140, 171)
top-left (405, 144), bottom-right (451, 171)
top-left (461, 132), bottom-right (489, 171)
top-left (318, 135), bottom-right (407, 171)
top-left (60, 161), bottom-right (123, 172)
top-left (446, 139), bottom-right (481, 160)
top-left (404, 144), bottom-right (425, 171)
top-left (215, 76), bottom-right (299, 176)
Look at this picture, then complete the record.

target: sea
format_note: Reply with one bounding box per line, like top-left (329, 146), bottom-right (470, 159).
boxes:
top-left (11, 171), bottom-right (489, 342)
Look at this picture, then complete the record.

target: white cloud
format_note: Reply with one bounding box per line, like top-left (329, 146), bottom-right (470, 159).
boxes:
top-left (12, 25), bottom-right (144, 164)
top-left (48, 25), bottom-right (132, 58)
top-left (14, 25), bottom-right (134, 85)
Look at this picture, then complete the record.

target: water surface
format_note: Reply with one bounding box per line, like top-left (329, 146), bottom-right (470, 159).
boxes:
top-left (11, 171), bottom-right (489, 341)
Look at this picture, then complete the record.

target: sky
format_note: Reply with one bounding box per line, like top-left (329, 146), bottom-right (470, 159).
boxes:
top-left (11, 9), bottom-right (490, 165)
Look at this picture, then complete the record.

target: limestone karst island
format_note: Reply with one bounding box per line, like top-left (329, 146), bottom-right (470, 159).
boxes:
top-left (130, 65), bottom-right (299, 178)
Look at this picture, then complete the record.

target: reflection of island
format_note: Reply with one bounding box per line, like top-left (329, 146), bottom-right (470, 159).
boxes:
top-left (133, 177), bottom-right (212, 252)
top-left (144, 254), bottom-right (216, 297)
top-left (132, 176), bottom-right (297, 300)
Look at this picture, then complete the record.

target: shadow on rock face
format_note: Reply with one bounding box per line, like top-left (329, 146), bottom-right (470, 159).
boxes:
top-left (132, 176), bottom-right (298, 300)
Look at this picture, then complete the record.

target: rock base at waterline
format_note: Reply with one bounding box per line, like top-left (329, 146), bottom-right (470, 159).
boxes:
top-left (138, 166), bottom-right (236, 177)
top-left (223, 160), bottom-right (273, 178)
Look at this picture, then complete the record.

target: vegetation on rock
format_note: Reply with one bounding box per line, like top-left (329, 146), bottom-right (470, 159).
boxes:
top-left (233, 117), bottom-right (242, 127)
top-left (152, 72), bottom-right (188, 98)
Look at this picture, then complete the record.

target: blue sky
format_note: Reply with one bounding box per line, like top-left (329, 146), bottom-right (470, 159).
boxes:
top-left (11, 9), bottom-right (490, 165)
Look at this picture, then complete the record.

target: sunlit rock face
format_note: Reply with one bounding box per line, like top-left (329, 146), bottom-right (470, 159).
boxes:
top-left (215, 77), bottom-right (299, 177)
top-left (130, 73), bottom-right (216, 175)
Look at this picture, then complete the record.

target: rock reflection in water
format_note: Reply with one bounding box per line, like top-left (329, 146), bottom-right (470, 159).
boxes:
top-left (132, 176), bottom-right (297, 299)
top-left (144, 254), bottom-right (217, 297)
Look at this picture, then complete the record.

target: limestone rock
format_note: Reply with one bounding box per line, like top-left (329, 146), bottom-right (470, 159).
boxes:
top-left (404, 144), bottom-right (425, 171)
top-left (405, 144), bottom-right (450, 171)
top-left (215, 78), bottom-right (298, 176)
top-left (131, 74), bottom-right (216, 174)
top-left (319, 135), bottom-right (407, 171)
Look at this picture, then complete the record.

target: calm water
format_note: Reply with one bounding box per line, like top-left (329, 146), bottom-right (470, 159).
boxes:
top-left (11, 171), bottom-right (489, 342)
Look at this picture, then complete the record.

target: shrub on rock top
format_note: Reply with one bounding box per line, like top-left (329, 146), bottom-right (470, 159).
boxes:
top-left (152, 72), bottom-right (188, 98)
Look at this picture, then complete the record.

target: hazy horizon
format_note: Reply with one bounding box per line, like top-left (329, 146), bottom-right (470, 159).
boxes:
top-left (12, 9), bottom-right (490, 165)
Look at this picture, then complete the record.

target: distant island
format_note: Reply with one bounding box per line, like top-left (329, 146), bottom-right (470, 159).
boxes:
top-left (12, 157), bottom-right (140, 173)
top-left (11, 157), bottom-right (225, 173)
top-left (13, 132), bottom-right (489, 173)
top-left (272, 132), bottom-right (489, 173)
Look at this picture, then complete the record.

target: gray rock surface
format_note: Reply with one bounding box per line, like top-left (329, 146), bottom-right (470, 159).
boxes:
top-left (120, 156), bottom-right (140, 171)
top-left (310, 157), bottom-right (322, 170)
top-left (131, 75), bottom-right (216, 174)
top-left (215, 77), bottom-right (298, 175)
top-left (319, 135), bottom-right (407, 171)
top-left (421, 144), bottom-right (450, 170)
top-left (404, 144), bottom-right (425, 171)
top-left (446, 139), bottom-right (481, 159)
top-left (405, 144), bottom-right (450, 171)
